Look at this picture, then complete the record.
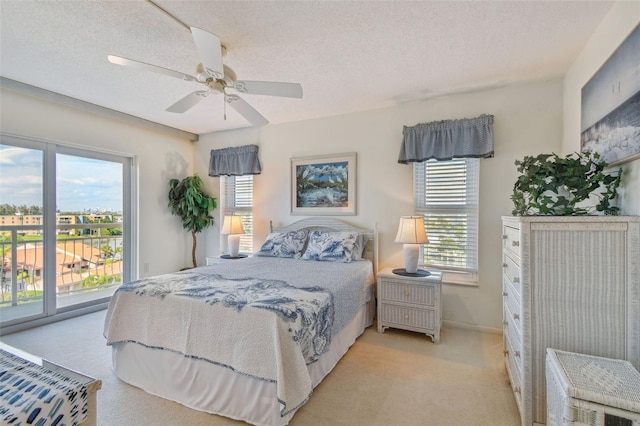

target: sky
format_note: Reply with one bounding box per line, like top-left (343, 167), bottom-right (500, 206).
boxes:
top-left (0, 144), bottom-right (123, 212)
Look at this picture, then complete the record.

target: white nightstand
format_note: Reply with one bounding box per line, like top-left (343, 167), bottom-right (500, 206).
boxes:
top-left (377, 267), bottom-right (443, 343)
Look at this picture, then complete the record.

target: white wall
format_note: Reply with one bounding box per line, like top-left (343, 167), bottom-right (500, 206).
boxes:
top-left (0, 88), bottom-right (195, 275)
top-left (563, 2), bottom-right (640, 214)
top-left (195, 78), bottom-right (563, 331)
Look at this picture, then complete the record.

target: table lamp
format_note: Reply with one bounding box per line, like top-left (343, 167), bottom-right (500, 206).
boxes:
top-left (394, 216), bottom-right (429, 274)
top-left (221, 215), bottom-right (245, 257)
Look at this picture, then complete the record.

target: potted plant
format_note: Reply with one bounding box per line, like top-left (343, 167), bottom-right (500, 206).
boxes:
top-left (168, 175), bottom-right (217, 268)
top-left (511, 151), bottom-right (622, 216)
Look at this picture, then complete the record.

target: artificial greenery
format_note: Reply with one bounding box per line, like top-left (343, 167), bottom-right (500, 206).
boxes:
top-left (511, 152), bottom-right (622, 216)
top-left (168, 175), bottom-right (217, 268)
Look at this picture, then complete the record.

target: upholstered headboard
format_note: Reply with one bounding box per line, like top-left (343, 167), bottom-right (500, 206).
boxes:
top-left (272, 217), bottom-right (378, 271)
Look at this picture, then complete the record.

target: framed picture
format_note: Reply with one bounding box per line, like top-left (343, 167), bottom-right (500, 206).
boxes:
top-left (581, 24), bottom-right (640, 166)
top-left (291, 153), bottom-right (356, 216)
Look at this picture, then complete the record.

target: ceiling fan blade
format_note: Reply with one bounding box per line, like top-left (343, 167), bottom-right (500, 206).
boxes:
top-left (166, 91), bottom-right (209, 113)
top-left (190, 27), bottom-right (224, 80)
top-left (234, 81), bottom-right (303, 98)
top-left (107, 55), bottom-right (197, 82)
top-left (226, 95), bottom-right (269, 126)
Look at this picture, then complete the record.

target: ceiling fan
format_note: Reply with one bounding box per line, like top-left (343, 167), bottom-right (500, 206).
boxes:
top-left (108, 26), bottom-right (303, 126)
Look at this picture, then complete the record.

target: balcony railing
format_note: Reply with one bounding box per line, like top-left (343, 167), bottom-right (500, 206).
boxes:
top-left (0, 223), bottom-right (123, 308)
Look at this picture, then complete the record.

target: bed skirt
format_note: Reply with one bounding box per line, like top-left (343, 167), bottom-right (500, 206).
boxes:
top-left (111, 293), bottom-right (375, 426)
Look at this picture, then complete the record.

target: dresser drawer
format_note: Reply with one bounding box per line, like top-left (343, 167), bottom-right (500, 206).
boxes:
top-left (504, 329), bottom-right (523, 412)
top-left (502, 224), bottom-right (521, 261)
top-left (502, 254), bottom-right (521, 297)
top-left (379, 279), bottom-right (437, 307)
top-left (504, 304), bottom-right (523, 373)
top-left (380, 303), bottom-right (437, 331)
top-left (503, 279), bottom-right (522, 335)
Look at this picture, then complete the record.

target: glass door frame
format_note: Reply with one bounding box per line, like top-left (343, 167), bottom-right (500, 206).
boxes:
top-left (0, 133), bottom-right (136, 330)
top-left (55, 144), bottom-right (134, 314)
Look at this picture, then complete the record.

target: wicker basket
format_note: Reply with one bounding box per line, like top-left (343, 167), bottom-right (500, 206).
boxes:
top-left (546, 348), bottom-right (640, 426)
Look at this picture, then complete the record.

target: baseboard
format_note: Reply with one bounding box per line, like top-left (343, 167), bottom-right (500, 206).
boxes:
top-left (442, 319), bottom-right (503, 335)
top-left (1, 303), bottom-right (108, 336)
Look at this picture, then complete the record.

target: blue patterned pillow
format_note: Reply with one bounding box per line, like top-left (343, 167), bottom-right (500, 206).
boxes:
top-left (255, 230), bottom-right (309, 258)
top-left (302, 231), bottom-right (357, 262)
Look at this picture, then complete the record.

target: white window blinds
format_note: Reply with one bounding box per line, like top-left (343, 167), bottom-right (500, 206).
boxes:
top-left (414, 159), bottom-right (479, 272)
top-left (221, 175), bottom-right (253, 253)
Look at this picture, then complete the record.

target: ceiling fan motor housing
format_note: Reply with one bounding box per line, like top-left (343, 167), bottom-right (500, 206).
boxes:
top-left (196, 63), bottom-right (236, 94)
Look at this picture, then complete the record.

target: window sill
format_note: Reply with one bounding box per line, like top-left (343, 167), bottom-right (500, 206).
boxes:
top-left (423, 268), bottom-right (479, 287)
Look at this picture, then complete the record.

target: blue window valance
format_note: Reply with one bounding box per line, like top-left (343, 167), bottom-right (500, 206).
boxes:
top-left (208, 144), bottom-right (262, 177)
top-left (398, 114), bottom-right (494, 163)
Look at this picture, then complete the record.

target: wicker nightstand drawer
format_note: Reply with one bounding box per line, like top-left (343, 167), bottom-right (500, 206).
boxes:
top-left (380, 303), bottom-right (437, 330)
top-left (378, 279), bottom-right (436, 307)
top-left (377, 268), bottom-right (443, 344)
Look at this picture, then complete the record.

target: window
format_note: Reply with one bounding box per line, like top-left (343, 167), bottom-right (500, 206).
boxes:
top-left (221, 175), bottom-right (253, 254)
top-left (414, 158), bottom-right (479, 282)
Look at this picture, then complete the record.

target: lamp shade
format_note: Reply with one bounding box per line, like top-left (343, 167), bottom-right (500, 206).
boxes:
top-left (221, 215), bottom-right (245, 235)
top-left (394, 216), bottom-right (429, 244)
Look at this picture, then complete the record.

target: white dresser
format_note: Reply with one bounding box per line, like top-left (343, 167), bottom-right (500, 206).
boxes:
top-left (501, 216), bottom-right (640, 425)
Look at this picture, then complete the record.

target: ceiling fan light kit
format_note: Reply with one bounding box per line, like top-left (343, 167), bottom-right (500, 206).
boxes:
top-left (108, 26), bottom-right (302, 126)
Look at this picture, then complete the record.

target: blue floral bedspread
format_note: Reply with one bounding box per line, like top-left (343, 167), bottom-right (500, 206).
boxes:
top-left (118, 273), bottom-right (334, 363)
top-left (104, 256), bottom-right (374, 416)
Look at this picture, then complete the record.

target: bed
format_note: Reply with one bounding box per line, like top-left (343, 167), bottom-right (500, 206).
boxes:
top-left (103, 218), bottom-right (377, 425)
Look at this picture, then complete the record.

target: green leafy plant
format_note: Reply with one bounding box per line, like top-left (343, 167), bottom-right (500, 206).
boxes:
top-left (511, 152), bottom-right (622, 216)
top-left (168, 175), bottom-right (217, 268)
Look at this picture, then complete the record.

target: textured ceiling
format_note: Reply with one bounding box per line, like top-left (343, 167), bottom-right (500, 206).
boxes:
top-left (0, 0), bottom-right (614, 135)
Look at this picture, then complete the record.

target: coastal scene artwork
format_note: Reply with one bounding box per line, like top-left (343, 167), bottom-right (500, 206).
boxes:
top-left (581, 24), bottom-right (640, 165)
top-left (291, 153), bottom-right (356, 215)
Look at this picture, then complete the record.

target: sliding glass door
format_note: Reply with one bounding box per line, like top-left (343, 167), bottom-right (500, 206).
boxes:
top-left (55, 149), bottom-right (129, 312)
top-left (0, 142), bottom-right (47, 323)
top-left (0, 135), bottom-right (133, 328)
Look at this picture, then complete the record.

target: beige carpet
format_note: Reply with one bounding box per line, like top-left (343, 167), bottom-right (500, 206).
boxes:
top-left (0, 310), bottom-right (520, 425)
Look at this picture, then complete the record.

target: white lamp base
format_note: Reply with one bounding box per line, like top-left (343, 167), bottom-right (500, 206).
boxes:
top-left (403, 243), bottom-right (420, 274)
top-left (228, 234), bottom-right (241, 257)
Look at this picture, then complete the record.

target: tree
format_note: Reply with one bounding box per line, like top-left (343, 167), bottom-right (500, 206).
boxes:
top-left (101, 244), bottom-right (114, 258)
top-left (27, 205), bottom-right (42, 215)
top-left (82, 274), bottom-right (107, 288)
top-left (0, 204), bottom-right (43, 215)
top-left (0, 204), bottom-right (17, 215)
top-left (16, 268), bottom-right (36, 296)
top-left (168, 175), bottom-right (217, 269)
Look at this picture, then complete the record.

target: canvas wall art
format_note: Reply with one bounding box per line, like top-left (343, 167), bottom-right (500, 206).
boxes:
top-left (581, 24), bottom-right (640, 166)
top-left (290, 153), bottom-right (356, 215)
